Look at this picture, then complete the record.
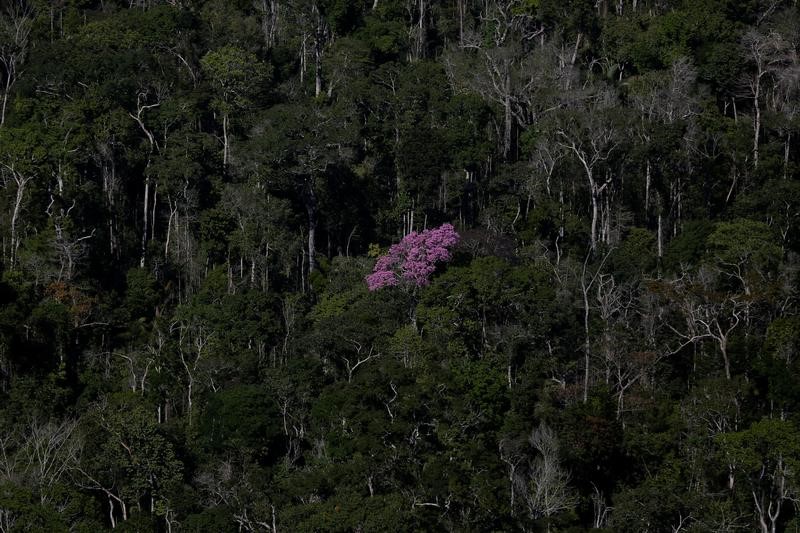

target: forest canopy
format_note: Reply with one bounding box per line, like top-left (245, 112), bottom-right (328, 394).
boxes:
top-left (1, 0), bottom-right (800, 531)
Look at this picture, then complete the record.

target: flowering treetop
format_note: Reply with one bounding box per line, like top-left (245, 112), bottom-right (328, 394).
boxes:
top-left (366, 223), bottom-right (460, 291)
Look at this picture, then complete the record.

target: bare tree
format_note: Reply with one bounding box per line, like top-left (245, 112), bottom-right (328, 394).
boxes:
top-left (256, 0), bottom-right (280, 49)
top-left (196, 460), bottom-right (279, 532)
top-left (171, 319), bottom-right (214, 423)
top-left (741, 29), bottom-right (793, 168)
top-left (664, 268), bottom-right (751, 380)
top-left (48, 199), bottom-right (95, 282)
top-left (579, 248), bottom-right (613, 402)
top-left (0, 0), bottom-right (32, 127)
top-left (0, 420), bottom-right (82, 504)
top-left (557, 102), bottom-right (618, 252)
top-left (128, 85), bottom-right (163, 268)
top-left (451, 0), bottom-right (543, 159)
top-left (499, 436), bottom-right (526, 516)
top-left (767, 16), bottom-right (800, 180)
top-left (519, 424), bottom-right (576, 522)
top-left (341, 338), bottom-right (380, 383)
top-left (0, 160), bottom-right (35, 270)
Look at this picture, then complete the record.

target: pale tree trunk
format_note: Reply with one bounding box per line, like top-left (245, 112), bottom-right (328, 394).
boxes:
top-left (417, 0), bottom-right (425, 59)
top-left (582, 280), bottom-right (591, 402)
top-left (300, 33), bottom-right (307, 84)
top-left (0, 74), bottom-right (11, 127)
top-left (165, 195), bottom-right (177, 259)
top-left (720, 335), bottom-right (731, 380)
top-left (259, 0), bottom-right (279, 49)
top-left (4, 166), bottom-right (33, 270)
top-left (590, 186), bottom-right (599, 252)
top-left (151, 182), bottom-right (157, 240)
top-left (222, 114), bottom-right (229, 167)
top-left (101, 151), bottom-right (118, 257)
top-left (503, 79), bottom-right (512, 159)
top-left (753, 75), bottom-right (761, 168)
top-left (304, 182), bottom-right (318, 273)
top-left (657, 214), bottom-right (663, 258)
top-left (645, 159), bottom-right (650, 213)
top-left (408, 0), bottom-right (426, 60)
top-left (0, 5), bottom-right (32, 128)
top-left (784, 133), bottom-right (791, 180)
top-left (579, 251), bottom-right (612, 402)
top-left (313, 4), bottom-right (324, 97)
top-left (140, 177), bottom-right (150, 268)
top-left (558, 131), bottom-right (616, 253)
top-left (128, 95), bottom-right (159, 268)
top-left (457, 0), bottom-right (465, 46)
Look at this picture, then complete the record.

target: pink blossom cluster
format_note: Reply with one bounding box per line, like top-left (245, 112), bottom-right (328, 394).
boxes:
top-left (366, 223), bottom-right (460, 291)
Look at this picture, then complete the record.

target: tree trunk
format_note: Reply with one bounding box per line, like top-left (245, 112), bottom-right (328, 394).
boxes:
top-left (9, 172), bottom-right (31, 270)
top-left (260, 0), bottom-right (279, 49)
top-left (720, 337), bottom-right (731, 380)
top-left (305, 183), bottom-right (318, 273)
top-left (0, 77), bottom-right (10, 127)
top-left (503, 90), bottom-right (512, 159)
top-left (165, 197), bottom-right (176, 259)
top-left (784, 133), bottom-right (791, 180)
top-left (140, 177), bottom-right (150, 268)
top-left (590, 186), bottom-right (599, 252)
top-left (657, 214), bottom-right (662, 258)
top-left (582, 282), bottom-right (591, 402)
top-left (314, 5), bottom-right (324, 97)
top-left (151, 182), bottom-right (157, 240)
top-left (753, 76), bottom-right (761, 168)
top-left (645, 159), bottom-right (650, 214)
top-left (457, 0), bottom-right (465, 46)
top-left (222, 114), bottom-right (229, 167)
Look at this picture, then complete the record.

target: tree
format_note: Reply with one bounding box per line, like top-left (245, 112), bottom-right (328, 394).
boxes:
top-left (556, 100), bottom-right (619, 252)
top-left (741, 28), bottom-right (793, 169)
top-left (201, 46), bottom-right (270, 168)
top-left (245, 100), bottom-right (359, 277)
top-left (662, 267), bottom-right (750, 381)
top-left (78, 395), bottom-right (182, 529)
top-left (0, 0), bottom-right (31, 127)
top-left (366, 223), bottom-right (459, 290)
top-left (718, 419), bottom-right (800, 533)
top-left (706, 218), bottom-right (782, 296)
top-left (0, 123), bottom-right (52, 271)
top-left (519, 424), bottom-right (576, 523)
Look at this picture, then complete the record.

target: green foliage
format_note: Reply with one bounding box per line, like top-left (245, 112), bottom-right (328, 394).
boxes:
top-left (197, 384), bottom-right (283, 457)
top-left (609, 227), bottom-right (656, 279)
top-left (662, 220), bottom-right (715, 273)
top-left (1, 0), bottom-right (798, 530)
top-left (707, 219), bottom-right (781, 271)
top-left (201, 46), bottom-right (271, 113)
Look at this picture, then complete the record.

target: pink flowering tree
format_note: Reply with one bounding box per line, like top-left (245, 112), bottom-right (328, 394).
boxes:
top-left (366, 223), bottom-right (460, 291)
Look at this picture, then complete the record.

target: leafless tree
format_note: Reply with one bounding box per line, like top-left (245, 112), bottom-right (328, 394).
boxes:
top-left (0, 420), bottom-right (82, 504)
top-left (1, 160), bottom-right (35, 270)
top-left (741, 29), bottom-right (793, 168)
top-left (49, 200), bottom-right (95, 282)
top-left (341, 338), bottom-right (380, 383)
top-left (557, 104), bottom-right (618, 252)
top-left (256, 0), bottom-right (280, 50)
top-left (579, 248), bottom-right (613, 402)
top-left (664, 268), bottom-right (751, 380)
top-left (128, 85), bottom-right (164, 268)
top-left (0, 0), bottom-right (32, 127)
top-left (171, 319), bottom-right (214, 423)
top-left (196, 460), bottom-right (279, 532)
top-left (519, 424), bottom-right (576, 521)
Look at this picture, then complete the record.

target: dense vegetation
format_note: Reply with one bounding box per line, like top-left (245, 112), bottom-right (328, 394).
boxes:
top-left (1, 0), bottom-right (800, 531)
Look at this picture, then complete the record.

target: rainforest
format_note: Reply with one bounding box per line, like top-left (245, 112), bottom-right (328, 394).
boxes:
top-left (1, 0), bottom-right (800, 531)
